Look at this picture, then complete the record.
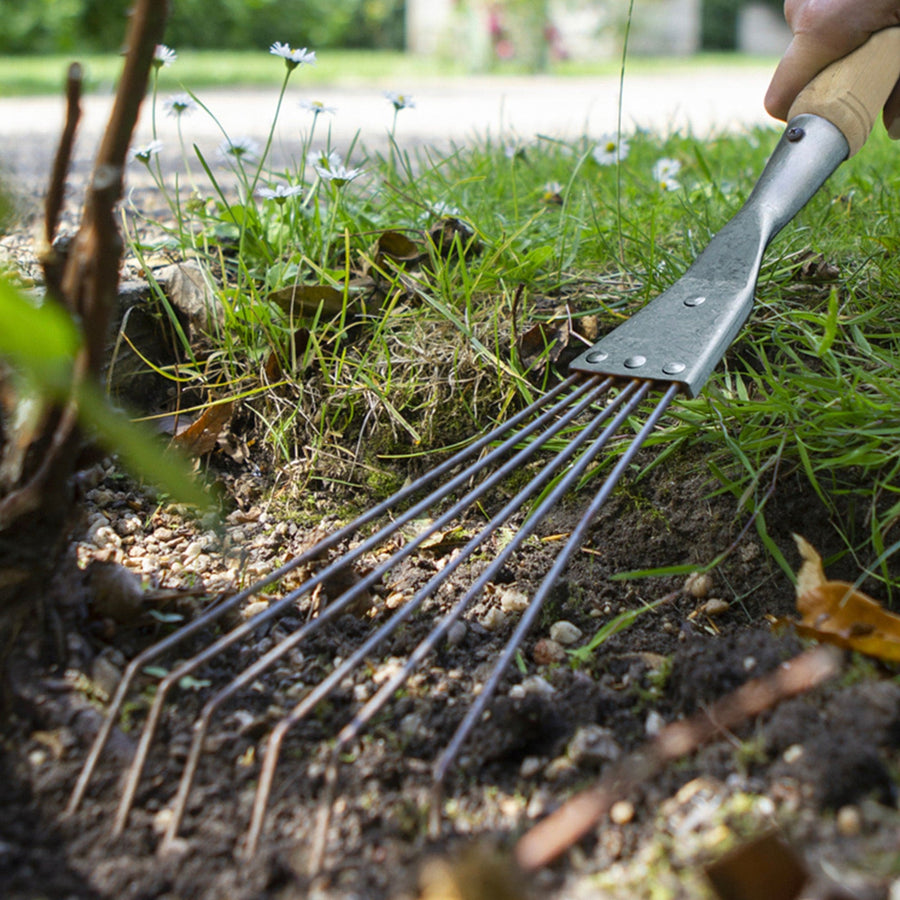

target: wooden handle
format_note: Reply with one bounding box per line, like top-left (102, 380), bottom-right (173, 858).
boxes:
top-left (788, 27), bottom-right (900, 157)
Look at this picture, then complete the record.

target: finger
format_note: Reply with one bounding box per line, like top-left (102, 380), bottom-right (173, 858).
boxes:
top-left (884, 78), bottom-right (900, 137)
top-left (764, 31), bottom-right (869, 121)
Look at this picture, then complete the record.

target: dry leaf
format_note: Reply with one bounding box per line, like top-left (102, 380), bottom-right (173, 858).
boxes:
top-left (515, 320), bottom-right (570, 371)
top-left (705, 831), bottom-right (809, 900)
top-left (787, 534), bottom-right (900, 662)
top-left (375, 229), bottom-right (422, 263)
top-left (268, 283), bottom-right (347, 318)
top-left (417, 842), bottom-right (531, 900)
top-left (171, 400), bottom-right (234, 457)
top-left (427, 217), bottom-right (482, 261)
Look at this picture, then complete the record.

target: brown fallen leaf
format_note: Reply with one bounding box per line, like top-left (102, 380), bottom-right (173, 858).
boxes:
top-left (416, 842), bottom-right (533, 900)
top-left (171, 400), bottom-right (234, 457)
top-left (515, 319), bottom-right (570, 371)
top-left (375, 229), bottom-right (422, 264)
top-left (705, 831), bottom-right (809, 900)
top-left (787, 535), bottom-right (900, 662)
top-left (268, 283), bottom-right (347, 318)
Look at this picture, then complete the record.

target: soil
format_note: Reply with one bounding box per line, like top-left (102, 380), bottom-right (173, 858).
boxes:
top-left (2, 189), bottom-right (899, 900)
top-left (2, 428), bottom-right (899, 900)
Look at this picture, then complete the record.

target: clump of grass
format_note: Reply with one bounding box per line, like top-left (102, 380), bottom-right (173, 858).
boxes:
top-left (119, 41), bottom-right (900, 581)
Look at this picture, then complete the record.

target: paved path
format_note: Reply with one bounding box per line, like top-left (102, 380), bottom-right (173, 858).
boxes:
top-left (0, 64), bottom-right (780, 189)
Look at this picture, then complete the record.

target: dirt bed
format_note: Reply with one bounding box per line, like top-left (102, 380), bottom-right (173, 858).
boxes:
top-left (2, 436), bottom-right (899, 899)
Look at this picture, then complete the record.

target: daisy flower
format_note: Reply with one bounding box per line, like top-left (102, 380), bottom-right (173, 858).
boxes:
top-left (218, 136), bottom-right (262, 164)
top-left (153, 45), bottom-right (177, 69)
top-left (504, 141), bottom-right (527, 161)
top-left (269, 42), bottom-right (316, 70)
top-left (592, 134), bottom-right (629, 166)
top-left (163, 93), bottom-right (197, 118)
top-left (307, 149), bottom-right (342, 172)
top-left (652, 157), bottom-right (682, 191)
top-left (384, 91), bottom-right (415, 112)
top-left (428, 201), bottom-right (462, 219)
top-left (130, 139), bottom-right (164, 164)
top-left (542, 181), bottom-right (564, 204)
top-left (316, 161), bottom-right (364, 187)
top-left (300, 99), bottom-right (337, 117)
top-left (257, 183), bottom-right (304, 202)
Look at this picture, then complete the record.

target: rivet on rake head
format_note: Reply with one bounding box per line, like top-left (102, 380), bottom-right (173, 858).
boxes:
top-left (786, 125), bottom-right (805, 142)
top-left (662, 362), bottom-right (686, 375)
top-left (585, 350), bottom-right (608, 364)
top-left (684, 296), bottom-right (706, 307)
top-left (623, 355), bottom-right (646, 369)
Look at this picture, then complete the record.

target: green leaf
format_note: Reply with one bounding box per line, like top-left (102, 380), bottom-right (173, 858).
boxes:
top-left (76, 381), bottom-right (213, 512)
top-left (0, 275), bottom-right (78, 389)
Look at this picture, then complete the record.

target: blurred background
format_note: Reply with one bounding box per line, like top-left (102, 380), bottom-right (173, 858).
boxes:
top-left (0, 0), bottom-right (789, 68)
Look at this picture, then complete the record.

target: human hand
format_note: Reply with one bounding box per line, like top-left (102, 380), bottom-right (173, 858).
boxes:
top-left (765, 0), bottom-right (900, 131)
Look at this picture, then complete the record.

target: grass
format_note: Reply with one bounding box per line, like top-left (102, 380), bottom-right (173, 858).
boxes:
top-left (10, 44), bottom-right (897, 588)
top-left (0, 48), bottom-right (780, 97)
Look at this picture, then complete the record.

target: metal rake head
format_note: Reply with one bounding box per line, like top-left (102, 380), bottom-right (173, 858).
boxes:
top-left (67, 372), bottom-right (678, 869)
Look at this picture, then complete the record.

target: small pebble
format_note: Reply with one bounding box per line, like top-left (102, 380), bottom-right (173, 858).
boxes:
top-left (544, 756), bottom-right (576, 781)
top-left (446, 620), bottom-right (467, 647)
top-left (782, 744), bottom-right (804, 764)
top-left (549, 620), bottom-right (582, 645)
top-left (480, 607), bottom-right (507, 632)
top-left (836, 805), bottom-right (862, 837)
top-left (499, 588), bottom-right (529, 613)
top-left (514, 675), bottom-right (555, 698)
top-left (645, 709), bottom-right (666, 737)
top-left (609, 800), bottom-right (635, 825)
top-left (567, 724), bottom-right (621, 766)
top-left (519, 756), bottom-right (544, 778)
top-left (684, 571), bottom-right (713, 599)
top-left (699, 597), bottom-right (730, 617)
top-left (183, 540), bottom-right (203, 562)
top-left (242, 600), bottom-right (269, 620)
top-left (532, 637), bottom-right (566, 664)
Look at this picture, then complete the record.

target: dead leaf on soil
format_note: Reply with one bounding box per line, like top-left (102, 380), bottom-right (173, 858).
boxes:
top-left (781, 535), bottom-right (900, 663)
top-left (792, 250), bottom-right (841, 283)
top-left (427, 216), bottom-right (482, 261)
top-left (415, 842), bottom-right (533, 900)
top-left (515, 319), bottom-right (570, 370)
top-left (170, 400), bottom-right (234, 457)
top-left (374, 229), bottom-right (423, 264)
top-left (705, 831), bottom-right (809, 900)
top-left (268, 283), bottom-right (347, 318)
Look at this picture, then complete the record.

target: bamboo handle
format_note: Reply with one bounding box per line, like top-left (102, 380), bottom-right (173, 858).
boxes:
top-left (787, 27), bottom-right (900, 157)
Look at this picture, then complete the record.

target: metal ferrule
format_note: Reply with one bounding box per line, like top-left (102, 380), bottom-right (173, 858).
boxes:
top-left (570, 114), bottom-right (850, 397)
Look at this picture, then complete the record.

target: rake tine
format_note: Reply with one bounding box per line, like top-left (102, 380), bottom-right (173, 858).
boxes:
top-left (288, 381), bottom-right (656, 869)
top-left (161, 375), bottom-right (617, 849)
top-left (429, 382), bottom-right (679, 825)
top-left (67, 373), bottom-right (584, 818)
top-left (101, 376), bottom-right (602, 833)
top-left (241, 378), bottom-right (642, 856)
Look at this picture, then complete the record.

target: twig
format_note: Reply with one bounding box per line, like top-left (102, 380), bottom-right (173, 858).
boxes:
top-left (514, 645), bottom-right (841, 873)
top-left (41, 63), bottom-right (83, 268)
top-left (0, 0), bottom-right (169, 534)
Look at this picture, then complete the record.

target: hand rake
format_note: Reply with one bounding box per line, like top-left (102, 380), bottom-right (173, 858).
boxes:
top-left (67, 31), bottom-right (900, 869)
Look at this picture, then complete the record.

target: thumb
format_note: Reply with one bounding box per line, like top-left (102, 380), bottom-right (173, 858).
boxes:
top-left (765, 32), bottom-right (854, 120)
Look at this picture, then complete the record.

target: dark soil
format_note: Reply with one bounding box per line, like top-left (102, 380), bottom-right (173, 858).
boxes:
top-left (2, 431), bottom-right (899, 900)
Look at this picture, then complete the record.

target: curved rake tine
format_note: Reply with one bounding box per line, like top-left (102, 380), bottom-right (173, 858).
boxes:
top-left (162, 376), bottom-right (616, 849)
top-left (242, 378), bottom-right (637, 856)
top-left (308, 381), bottom-right (657, 867)
top-left (103, 375), bottom-right (600, 833)
top-left (429, 382), bottom-right (679, 826)
top-left (68, 373), bottom-right (583, 818)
